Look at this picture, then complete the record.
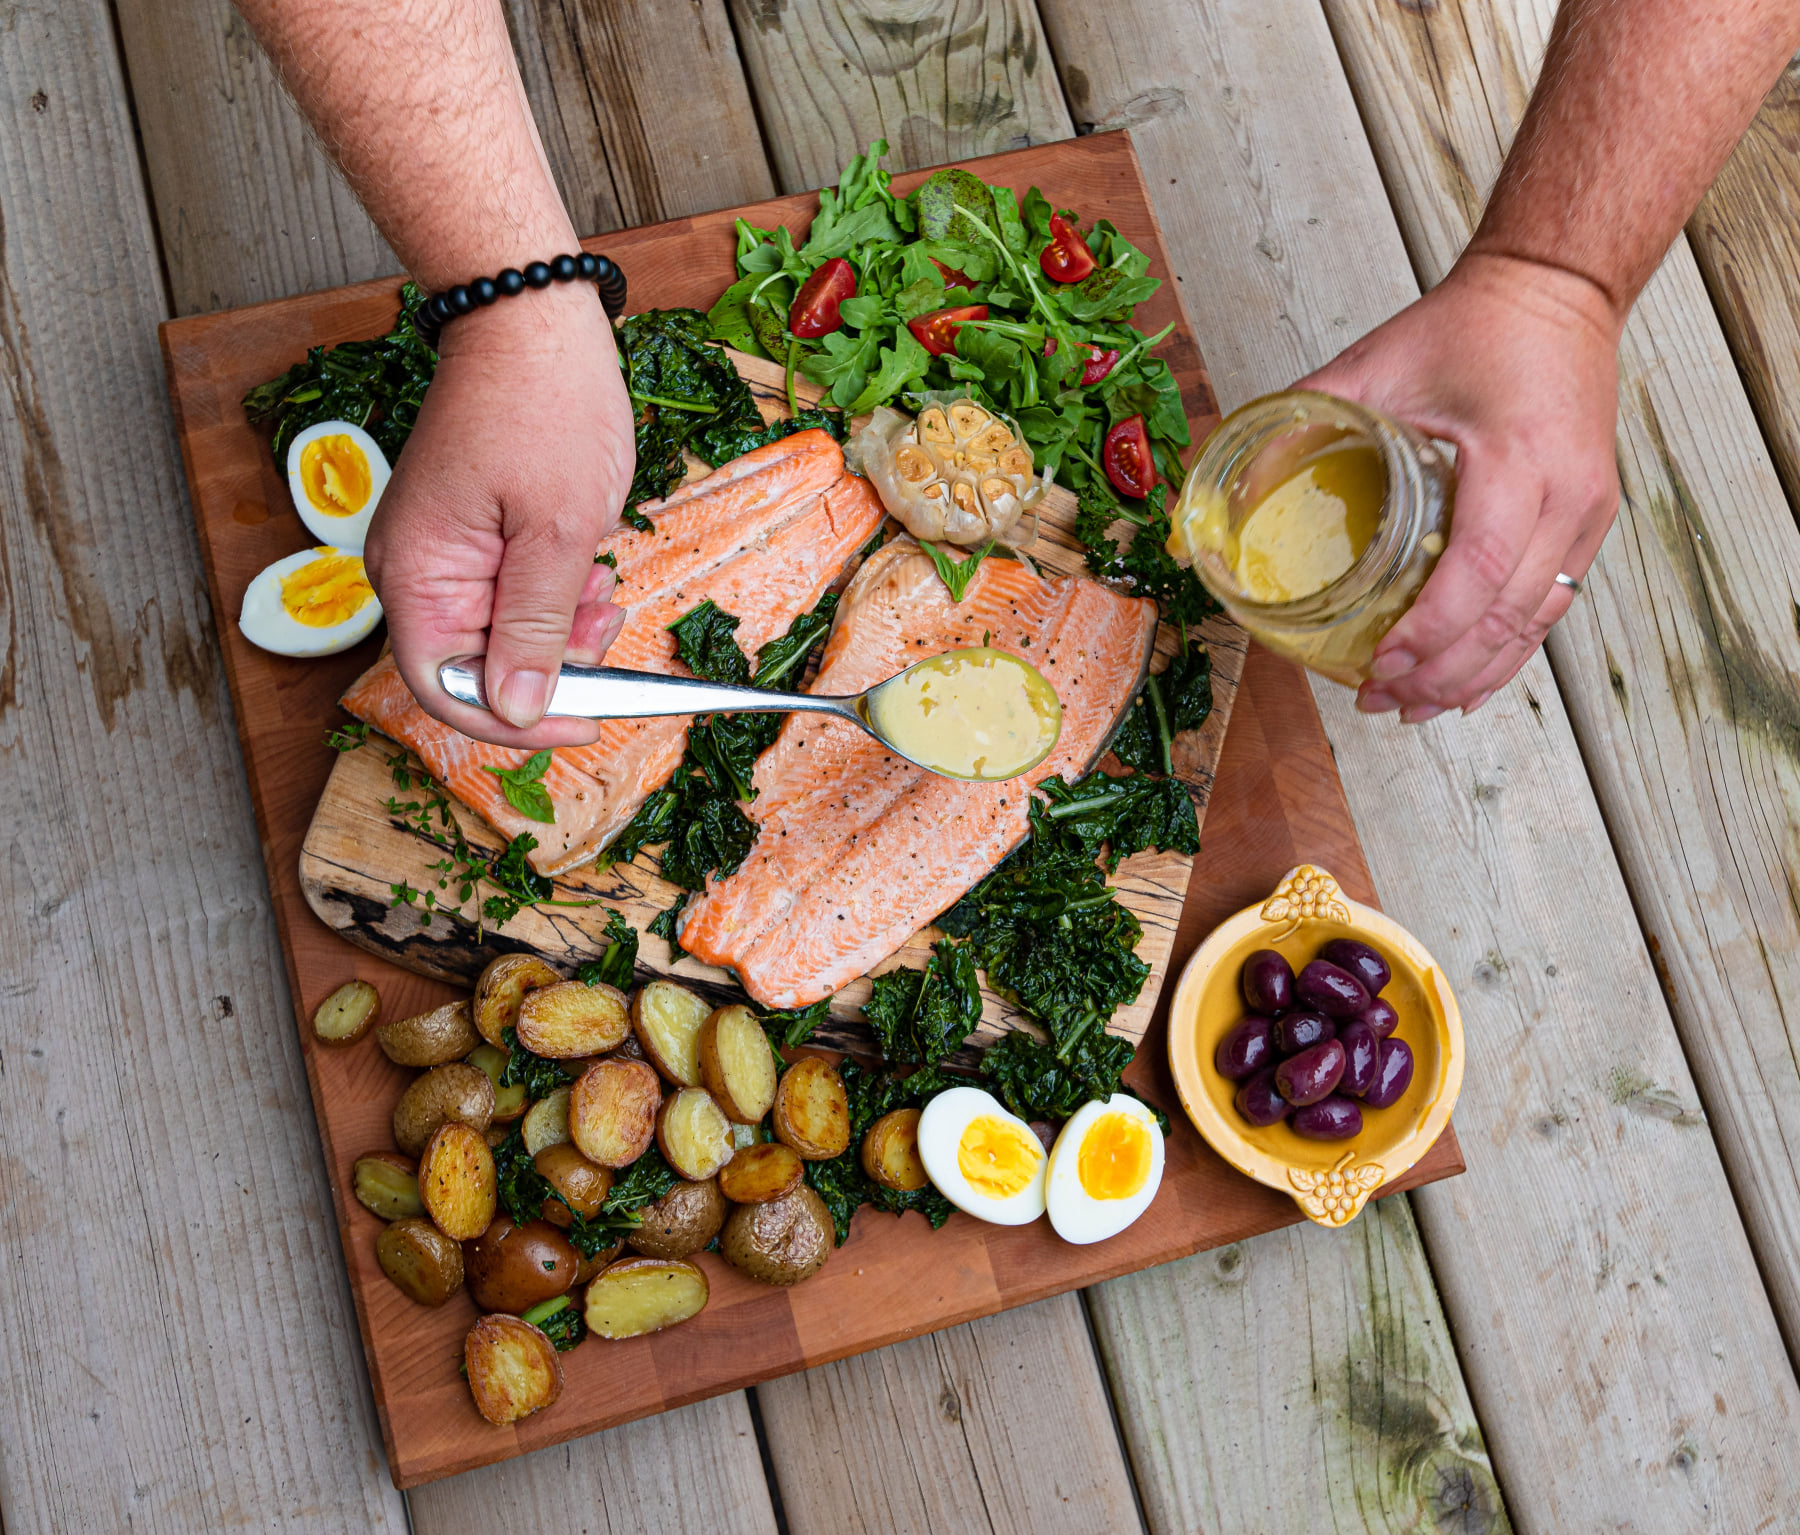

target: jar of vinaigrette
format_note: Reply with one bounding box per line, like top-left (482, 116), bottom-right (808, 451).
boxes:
top-left (1168, 392), bottom-right (1455, 686)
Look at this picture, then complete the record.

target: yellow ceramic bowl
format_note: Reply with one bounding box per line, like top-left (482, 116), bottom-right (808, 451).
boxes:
top-left (1167, 865), bottom-right (1463, 1227)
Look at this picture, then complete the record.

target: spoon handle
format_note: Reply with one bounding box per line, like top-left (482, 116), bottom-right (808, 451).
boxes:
top-left (440, 659), bottom-right (859, 723)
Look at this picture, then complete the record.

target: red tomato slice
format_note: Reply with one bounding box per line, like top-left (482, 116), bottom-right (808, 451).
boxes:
top-left (930, 258), bottom-right (976, 290)
top-left (1103, 415), bottom-right (1157, 499)
top-left (1082, 347), bottom-right (1121, 385)
top-left (789, 258), bottom-right (857, 338)
top-left (907, 304), bottom-right (988, 357)
top-left (1039, 214), bottom-right (1097, 283)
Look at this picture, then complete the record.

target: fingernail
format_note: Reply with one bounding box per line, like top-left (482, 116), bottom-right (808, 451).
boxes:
top-left (1370, 648), bottom-right (1417, 682)
top-left (1358, 689), bottom-right (1398, 714)
top-left (1401, 704), bottom-right (1444, 725)
top-left (494, 669), bottom-right (549, 728)
top-left (1463, 689), bottom-right (1495, 716)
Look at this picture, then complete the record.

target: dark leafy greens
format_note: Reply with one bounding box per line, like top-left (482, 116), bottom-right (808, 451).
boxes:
top-left (757, 999), bottom-right (833, 1052)
top-left (520, 1295), bottom-right (587, 1352)
top-left (575, 909), bottom-right (640, 991)
top-left (1034, 772), bottom-right (1199, 871)
top-left (497, 1026), bottom-right (574, 1099)
top-left (1074, 481), bottom-right (1219, 630)
top-left (863, 938), bottom-right (983, 1065)
top-left (493, 1126), bottom-right (678, 1255)
top-left (1109, 638), bottom-right (1214, 777)
top-left (804, 1060), bottom-right (959, 1244)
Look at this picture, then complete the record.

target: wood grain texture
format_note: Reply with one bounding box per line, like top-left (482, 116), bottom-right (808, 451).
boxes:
top-left (728, 0), bottom-right (1074, 190)
top-left (0, 2), bottom-right (405, 1530)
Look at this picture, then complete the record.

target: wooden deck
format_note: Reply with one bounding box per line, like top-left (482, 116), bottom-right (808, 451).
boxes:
top-left (3, 2), bottom-right (1800, 1529)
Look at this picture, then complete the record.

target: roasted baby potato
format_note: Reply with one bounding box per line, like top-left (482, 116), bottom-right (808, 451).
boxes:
top-left (375, 998), bottom-right (478, 1066)
top-left (464, 1216), bottom-right (579, 1313)
top-left (656, 1087), bottom-right (735, 1182)
top-left (627, 1178), bottom-right (727, 1260)
top-left (392, 1062), bottom-right (495, 1157)
top-left (353, 1151), bottom-right (423, 1220)
top-left (583, 1256), bottom-right (710, 1339)
top-left (521, 1085), bottom-right (573, 1155)
top-left (466, 1043), bottom-right (528, 1123)
top-left (419, 1121), bottom-right (498, 1240)
top-left (698, 1004), bottom-right (779, 1124)
top-left (631, 980), bottom-right (712, 1086)
top-left (720, 1185), bottom-right (834, 1286)
top-left (570, 1059), bottom-right (662, 1168)
top-left (861, 1106), bottom-right (928, 1192)
top-left (717, 1142), bottom-right (804, 1205)
top-left (573, 1240), bottom-right (624, 1285)
top-left (772, 1057), bottom-right (851, 1160)
top-left (516, 979), bottom-right (631, 1058)
top-left (311, 979), bottom-right (381, 1045)
top-left (465, 1313), bottom-right (563, 1425)
top-left (533, 1142), bottom-right (611, 1223)
top-left (474, 953), bottom-right (561, 1049)
top-left (376, 1216), bottom-right (464, 1305)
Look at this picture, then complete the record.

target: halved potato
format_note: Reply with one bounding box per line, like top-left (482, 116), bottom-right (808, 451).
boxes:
top-left (656, 1088), bottom-right (735, 1182)
top-left (718, 1142), bottom-right (804, 1205)
top-left (353, 1151), bottom-right (423, 1220)
top-left (569, 1059), bottom-right (662, 1168)
top-left (583, 1256), bottom-right (709, 1339)
top-left (465, 1314), bottom-right (563, 1425)
top-left (376, 1216), bottom-right (464, 1305)
top-left (392, 1062), bottom-right (495, 1157)
top-left (699, 1004), bottom-right (778, 1124)
top-left (861, 1106), bottom-right (927, 1192)
top-left (419, 1121), bottom-right (497, 1240)
top-left (517, 980), bottom-right (630, 1058)
top-left (521, 1086), bottom-right (573, 1155)
top-left (376, 998), bottom-right (478, 1066)
top-left (474, 953), bottom-right (561, 1049)
top-left (631, 980), bottom-right (712, 1086)
top-left (312, 980), bottom-right (381, 1045)
top-left (534, 1142), bottom-right (611, 1223)
top-left (772, 1057), bottom-right (850, 1160)
top-left (626, 1178), bottom-right (727, 1260)
top-left (466, 1043), bottom-right (528, 1123)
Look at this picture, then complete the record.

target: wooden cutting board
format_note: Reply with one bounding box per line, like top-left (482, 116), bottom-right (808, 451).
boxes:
top-left (160, 132), bottom-right (1461, 1489)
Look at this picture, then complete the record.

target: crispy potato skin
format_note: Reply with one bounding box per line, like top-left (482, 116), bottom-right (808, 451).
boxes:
top-left (517, 980), bottom-right (631, 1058)
top-left (631, 981), bottom-right (712, 1087)
top-left (393, 1062), bottom-right (495, 1157)
top-left (534, 1142), bottom-right (611, 1222)
top-left (583, 1256), bottom-right (709, 1339)
top-left (569, 1059), bottom-right (662, 1169)
top-left (465, 1314), bottom-right (563, 1425)
top-left (861, 1107), bottom-right (928, 1192)
top-left (698, 1005), bottom-right (778, 1124)
top-left (465, 1043), bottom-right (528, 1123)
top-left (375, 999), bottom-right (478, 1066)
top-left (720, 1185), bottom-right (834, 1286)
top-left (772, 1057), bottom-right (851, 1160)
top-left (376, 1217), bottom-right (465, 1305)
top-left (626, 1178), bottom-right (726, 1260)
top-left (419, 1122), bottom-right (498, 1240)
top-left (656, 1088), bottom-right (735, 1182)
top-left (353, 1151), bottom-right (423, 1220)
top-left (474, 953), bottom-right (561, 1049)
top-left (312, 979), bottom-right (381, 1045)
top-left (717, 1143), bottom-right (804, 1205)
top-left (521, 1086), bottom-right (573, 1155)
top-left (464, 1216), bottom-right (579, 1312)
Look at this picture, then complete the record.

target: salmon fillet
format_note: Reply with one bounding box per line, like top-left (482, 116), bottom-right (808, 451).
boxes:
top-left (678, 537), bottom-right (1158, 1008)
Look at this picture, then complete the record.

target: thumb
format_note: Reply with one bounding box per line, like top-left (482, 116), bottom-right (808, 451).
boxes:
top-left (484, 520), bottom-right (590, 728)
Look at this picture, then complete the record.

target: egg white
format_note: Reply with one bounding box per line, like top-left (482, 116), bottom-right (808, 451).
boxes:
top-left (917, 1086), bottom-right (1047, 1226)
top-left (286, 419), bottom-right (390, 551)
top-left (1045, 1094), bottom-right (1164, 1245)
top-left (239, 546), bottom-right (383, 658)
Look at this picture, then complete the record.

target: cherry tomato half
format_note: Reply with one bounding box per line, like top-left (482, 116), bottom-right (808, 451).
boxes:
top-left (789, 258), bottom-right (857, 339)
top-left (930, 257), bottom-right (976, 290)
top-left (1103, 415), bottom-right (1156, 499)
top-left (1041, 338), bottom-right (1121, 385)
top-left (907, 304), bottom-right (988, 357)
top-left (1039, 214), bottom-right (1097, 283)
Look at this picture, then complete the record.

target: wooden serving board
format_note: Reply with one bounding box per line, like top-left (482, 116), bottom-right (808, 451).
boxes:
top-left (160, 133), bottom-right (1461, 1489)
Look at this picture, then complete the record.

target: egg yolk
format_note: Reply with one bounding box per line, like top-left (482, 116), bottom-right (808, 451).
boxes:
top-left (281, 552), bottom-right (374, 628)
top-left (1077, 1113), bottom-right (1153, 1201)
top-left (299, 434), bottom-right (374, 517)
top-left (957, 1115), bottom-right (1043, 1199)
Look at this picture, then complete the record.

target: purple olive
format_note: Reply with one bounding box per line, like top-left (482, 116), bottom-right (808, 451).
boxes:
top-left (1292, 1095), bottom-right (1363, 1140)
top-left (1234, 1069), bottom-right (1289, 1128)
top-left (1241, 949), bottom-right (1295, 1016)
top-left (1274, 1039), bottom-right (1346, 1107)
top-left (1296, 959), bottom-right (1371, 1019)
top-left (1272, 1011), bottom-right (1335, 1057)
top-left (1359, 997), bottom-right (1400, 1039)
top-left (1216, 1015), bottom-right (1276, 1081)
top-left (1362, 1038), bottom-right (1415, 1109)
top-left (1337, 1018), bottom-right (1379, 1097)
top-left (1319, 938), bottom-right (1391, 995)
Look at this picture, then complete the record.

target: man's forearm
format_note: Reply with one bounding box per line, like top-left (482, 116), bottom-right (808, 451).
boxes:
top-left (1468, 0), bottom-right (1800, 316)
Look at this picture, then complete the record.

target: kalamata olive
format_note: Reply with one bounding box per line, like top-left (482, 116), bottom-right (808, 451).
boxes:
top-left (1359, 997), bottom-right (1400, 1039)
top-left (1215, 1015), bottom-right (1276, 1081)
top-left (1274, 1039), bottom-right (1346, 1106)
top-left (1234, 1069), bottom-right (1289, 1128)
top-left (1337, 1018), bottom-right (1379, 1097)
top-left (1272, 1011), bottom-right (1335, 1056)
top-left (1292, 1095), bottom-right (1363, 1140)
top-left (1319, 938), bottom-right (1391, 995)
top-left (1296, 959), bottom-right (1371, 1019)
top-left (1363, 1038), bottom-right (1415, 1109)
top-left (1241, 949), bottom-right (1295, 1016)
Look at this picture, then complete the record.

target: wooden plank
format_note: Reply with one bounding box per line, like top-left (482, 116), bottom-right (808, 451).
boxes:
top-left (728, 0), bottom-right (1074, 190)
top-left (0, 2), bottom-right (406, 1530)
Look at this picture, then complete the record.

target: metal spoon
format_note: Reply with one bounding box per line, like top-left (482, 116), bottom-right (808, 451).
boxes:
top-left (439, 649), bottom-right (1062, 783)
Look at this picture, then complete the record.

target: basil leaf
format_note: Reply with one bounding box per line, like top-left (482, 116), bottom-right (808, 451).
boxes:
top-left (481, 749), bottom-right (555, 824)
top-left (924, 540), bottom-right (995, 603)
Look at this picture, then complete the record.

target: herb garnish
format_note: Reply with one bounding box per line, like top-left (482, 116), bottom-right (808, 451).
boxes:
top-left (481, 748), bottom-right (555, 824)
top-left (923, 540), bottom-right (995, 603)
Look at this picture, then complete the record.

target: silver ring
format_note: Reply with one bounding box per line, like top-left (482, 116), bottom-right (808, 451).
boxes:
top-left (1554, 572), bottom-right (1582, 595)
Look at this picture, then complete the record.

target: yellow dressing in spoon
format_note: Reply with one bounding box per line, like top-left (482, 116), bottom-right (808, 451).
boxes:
top-left (866, 646), bottom-right (1062, 781)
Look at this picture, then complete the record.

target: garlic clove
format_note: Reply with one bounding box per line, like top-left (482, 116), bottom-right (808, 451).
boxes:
top-left (949, 403), bottom-right (990, 439)
top-left (919, 407), bottom-right (953, 444)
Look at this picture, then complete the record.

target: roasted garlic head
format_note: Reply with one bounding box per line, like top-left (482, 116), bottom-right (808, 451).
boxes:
top-left (852, 399), bottom-right (1049, 546)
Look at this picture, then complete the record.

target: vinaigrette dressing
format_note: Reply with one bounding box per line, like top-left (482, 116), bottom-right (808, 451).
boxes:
top-left (867, 646), bottom-right (1061, 781)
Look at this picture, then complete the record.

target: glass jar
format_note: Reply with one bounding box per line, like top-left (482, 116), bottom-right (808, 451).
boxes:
top-left (1168, 391), bottom-right (1455, 686)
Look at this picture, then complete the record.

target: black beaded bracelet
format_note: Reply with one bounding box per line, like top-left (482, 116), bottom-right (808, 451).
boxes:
top-left (413, 251), bottom-right (627, 346)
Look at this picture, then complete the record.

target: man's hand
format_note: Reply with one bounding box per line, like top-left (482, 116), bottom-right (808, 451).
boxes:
top-left (1298, 253), bottom-right (1623, 721)
top-left (364, 282), bottom-right (634, 745)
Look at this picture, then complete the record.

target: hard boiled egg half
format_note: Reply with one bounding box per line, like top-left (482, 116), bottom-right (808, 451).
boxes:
top-left (1044, 1094), bottom-right (1164, 1244)
top-left (917, 1087), bottom-right (1046, 1225)
top-left (239, 546), bottom-right (383, 657)
top-left (286, 420), bottom-right (390, 551)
